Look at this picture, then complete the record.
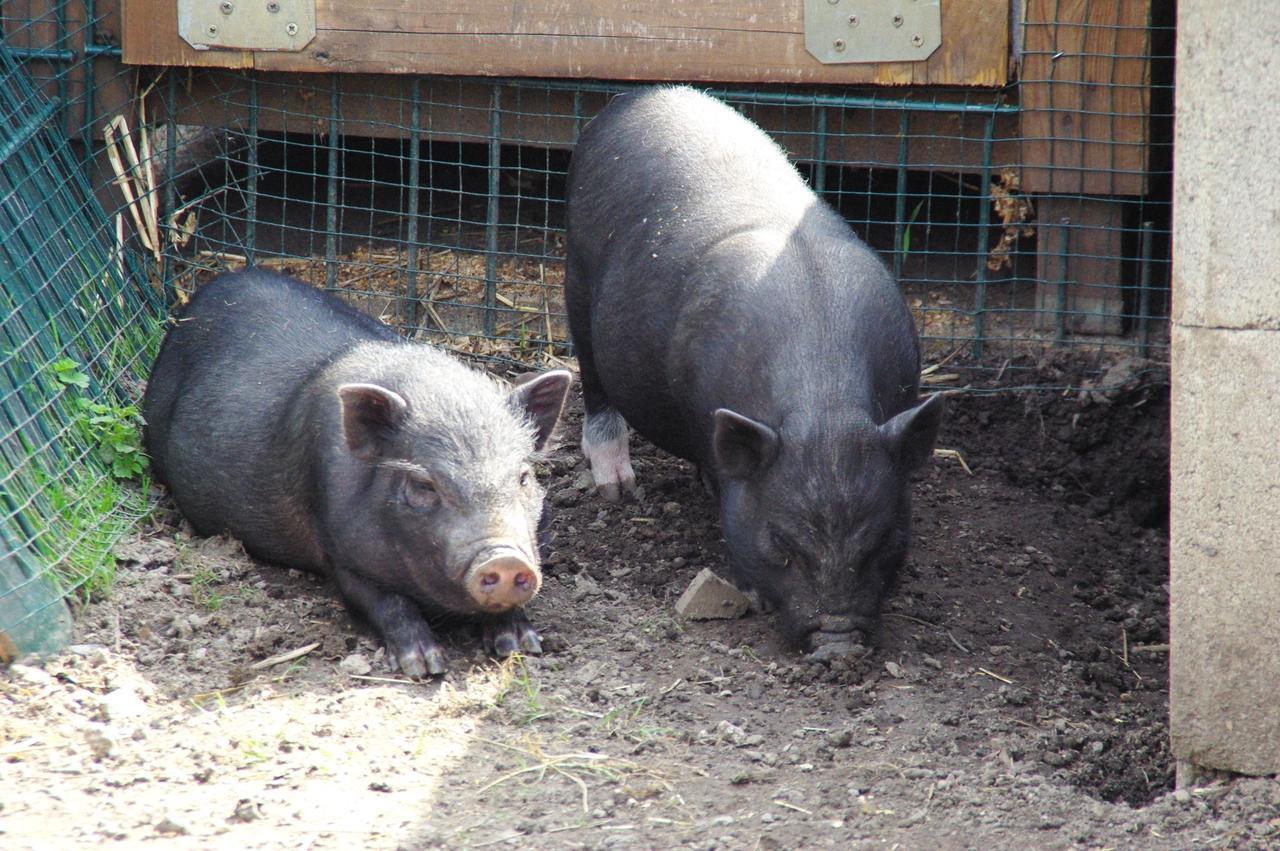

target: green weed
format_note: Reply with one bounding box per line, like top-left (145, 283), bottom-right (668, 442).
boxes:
top-left (17, 354), bottom-right (157, 600)
top-left (189, 564), bottom-right (227, 612)
top-left (596, 696), bottom-right (674, 744)
top-left (493, 654), bottom-right (552, 725)
top-left (901, 199), bottom-right (927, 263)
top-left (239, 737), bottom-right (273, 765)
top-left (640, 615), bottom-right (684, 640)
top-left (50, 358), bottom-right (147, 480)
top-left (34, 466), bottom-right (155, 601)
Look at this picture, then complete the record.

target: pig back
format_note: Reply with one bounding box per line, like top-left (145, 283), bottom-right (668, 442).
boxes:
top-left (567, 86), bottom-right (823, 283)
top-left (566, 87), bottom-right (920, 463)
top-left (143, 269), bottom-right (395, 569)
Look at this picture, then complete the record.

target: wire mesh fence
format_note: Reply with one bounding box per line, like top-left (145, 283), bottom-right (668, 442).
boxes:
top-left (0, 1), bottom-right (1175, 656)
top-left (147, 71), bottom-right (1173, 369)
top-left (1, 9), bottom-right (163, 658)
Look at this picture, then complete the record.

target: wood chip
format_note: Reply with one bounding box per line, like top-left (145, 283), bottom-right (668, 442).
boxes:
top-left (248, 642), bottom-right (320, 671)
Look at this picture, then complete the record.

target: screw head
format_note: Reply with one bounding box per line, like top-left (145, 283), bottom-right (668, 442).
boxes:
top-left (827, 0), bottom-right (839, 5)
top-left (893, 14), bottom-right (904, 27)
top-left (911, 34), bottom-right (924, 47)
top-left (833, 38), bottom-right (846, 52)
top-left (219, 1), bottom-right (233, 13)
top-left (848, 14), bottom-right (859, 27)
top-left (206, 24), bottom-right (218, 37)
top-left (267, 0), bottom-right (280, 11)
top-left (286, 22), bottom-right (299, 36)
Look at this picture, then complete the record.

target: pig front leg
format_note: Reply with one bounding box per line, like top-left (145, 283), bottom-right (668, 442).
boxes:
top-left (582, 406), bottom-right (636, 501)
top-left (481, 608), bottom-right (543, 658)
top-left (334, 569), bottom-right (446, 678)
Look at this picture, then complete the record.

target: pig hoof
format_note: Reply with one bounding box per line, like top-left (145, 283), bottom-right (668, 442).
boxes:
top-left (484, 610), bottom-right (543, 658)
top-left (582, 410), bottom-right (636, 501)
top-left (487, 625), bottom-right (519, 658)
top-left (390, 640), bottom-right (447, 679)
top-left (595, 474), bottom-right (638, 503)
top-left (518, 628), bottom-right (543, 656)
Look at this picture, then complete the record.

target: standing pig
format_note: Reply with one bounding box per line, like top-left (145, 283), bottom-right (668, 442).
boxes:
top-left (143, 270), bottom-right (571, 676)
top-left (564, 87), bottom-right (943, 657)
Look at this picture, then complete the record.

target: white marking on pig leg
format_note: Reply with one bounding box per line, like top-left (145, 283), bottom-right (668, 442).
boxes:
top-left (582, 408), bottom-right (635, 502)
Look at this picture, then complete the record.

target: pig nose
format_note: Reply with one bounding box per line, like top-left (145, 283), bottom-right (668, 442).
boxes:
top-left (466, 549), bottom-right (541, 611)
top-left (818, 614), bottom-right (860, 633)
top-left (809, 612), bottom-right (875, 648)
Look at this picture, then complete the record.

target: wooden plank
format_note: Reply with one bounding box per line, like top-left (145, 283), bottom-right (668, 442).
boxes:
top-left (167, 72), bottom-right (1022, 174)
top-left (1035, 197), bottom-right (1125, 335)
top-left (1020, 0), bottom-right (1151, 195)
top-left (123, 0), bottom-right (1008, 87)
top-left (122, 0), bottom-right (251, 69)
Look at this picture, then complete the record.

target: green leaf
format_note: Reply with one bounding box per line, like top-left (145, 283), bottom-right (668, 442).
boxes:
top-left (52, 358), bottom-right (90, 389)
top-left (900, 199), bottom-right (926, 263)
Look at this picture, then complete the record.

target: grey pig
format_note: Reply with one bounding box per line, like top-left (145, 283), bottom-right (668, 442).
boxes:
top-left (564, 87), bottom-right (943, 657)
top-left (143, 269), bottom-right (571, 676)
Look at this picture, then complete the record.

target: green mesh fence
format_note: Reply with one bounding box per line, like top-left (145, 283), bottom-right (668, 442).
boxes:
top-left (140, 55), bottom-right (1171, 377)
top-left (0, 9), bottom-right (163, 659)
top-left (0, 2), bottom-right (1174, 656)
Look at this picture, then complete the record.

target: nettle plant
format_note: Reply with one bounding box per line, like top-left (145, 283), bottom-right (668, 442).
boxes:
top-left (51, 357), bottom-right (147, 480)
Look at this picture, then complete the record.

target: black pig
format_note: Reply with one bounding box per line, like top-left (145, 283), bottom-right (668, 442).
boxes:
top-left (143, 270), bottom-right (571, 676)
top-left (564, 87), bottom-right (943, 656)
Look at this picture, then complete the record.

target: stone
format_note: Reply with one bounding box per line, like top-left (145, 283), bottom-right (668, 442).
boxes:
top-left (154, 816), bottom-right (188, 836)
top-left (674, 568), bottom-right (750, 620)
top-left (100, 687), bottom-right (150, 721)
top-left (338, 654), bottom-right (372, 676)
top-left (84, 727), bottom-right (118, 760)
top-left (7, 663), bottom-right (54, 687)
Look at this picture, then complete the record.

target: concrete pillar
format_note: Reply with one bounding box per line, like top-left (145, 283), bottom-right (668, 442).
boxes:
top-left (1170, 1), bottom-right (1280, 780)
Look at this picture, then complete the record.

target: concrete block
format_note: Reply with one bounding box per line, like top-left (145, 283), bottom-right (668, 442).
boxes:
top-left (1170, 324), bottom-right (1280, 776)
top-left (675, 568), bottom-right (750, 620)
top-left (1172, 2), bottom-right (1280, 331)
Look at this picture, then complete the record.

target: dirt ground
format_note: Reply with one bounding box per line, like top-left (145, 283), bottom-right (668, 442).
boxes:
top-left (3, 354), bottom-right (1277, 850)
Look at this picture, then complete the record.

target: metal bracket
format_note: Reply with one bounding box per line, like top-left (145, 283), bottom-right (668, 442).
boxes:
top-left (804, 0), bottom-right (942, 64)
top-left (178, 0), bottom-right (315, 52)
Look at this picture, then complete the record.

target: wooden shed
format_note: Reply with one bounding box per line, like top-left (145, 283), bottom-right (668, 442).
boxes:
top-left (5, 0), bottom-right (1165, 341)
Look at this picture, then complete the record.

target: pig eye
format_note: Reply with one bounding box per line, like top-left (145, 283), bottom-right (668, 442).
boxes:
top-left (403, 476), bottom-right (439, 511)
top-left (768, 529), bottom-right (793, 559)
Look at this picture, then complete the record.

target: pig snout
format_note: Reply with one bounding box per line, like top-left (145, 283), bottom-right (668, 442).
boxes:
top-left (465, 548), bottom-right (541, 611)
top-left (809, 612), bottom-right (873, 642)
top-left (803, 612), bottom-right (876, 661)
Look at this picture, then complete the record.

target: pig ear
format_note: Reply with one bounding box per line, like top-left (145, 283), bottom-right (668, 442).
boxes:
top-left (338, 383), bottom-right (409, 459)
top-left (881, 393), bottom-right (944, 472)
top-left (713, 409), bottom-right (779, 480)
top-left (509, 369), bottom-right (572, 451)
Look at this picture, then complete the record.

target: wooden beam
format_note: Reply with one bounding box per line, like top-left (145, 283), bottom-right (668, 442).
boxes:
top-left (164, 72), bottom-right (1022, 174)
top-left (122, 0), bottom-right (1008, 87)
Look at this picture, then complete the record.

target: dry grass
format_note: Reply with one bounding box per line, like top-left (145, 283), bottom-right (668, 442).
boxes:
top-left (187, 245), bottom-right (571, 368)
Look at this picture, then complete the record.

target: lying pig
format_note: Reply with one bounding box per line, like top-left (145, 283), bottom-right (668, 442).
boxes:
top-left (143, 269), bottom-right (571, 676)
top-left (564, 87), bottom-right (943, 657)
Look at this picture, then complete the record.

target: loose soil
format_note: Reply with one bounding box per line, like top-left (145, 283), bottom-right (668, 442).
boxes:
top-left (4, 356), bottom-right (1277, 850)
